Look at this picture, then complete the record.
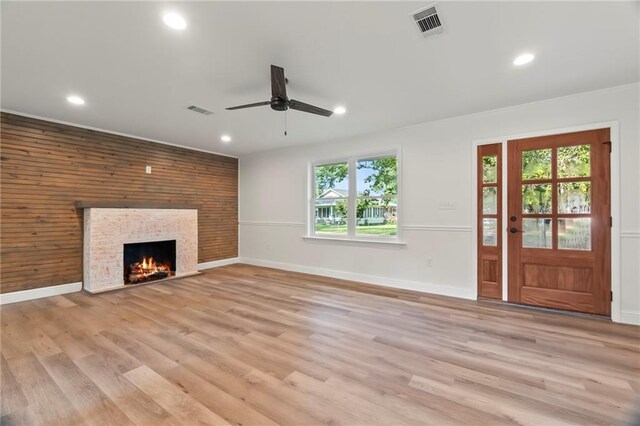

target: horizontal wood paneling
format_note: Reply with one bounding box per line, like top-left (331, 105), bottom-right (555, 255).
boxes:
top-left (0, 112), bottom-right (238, 293)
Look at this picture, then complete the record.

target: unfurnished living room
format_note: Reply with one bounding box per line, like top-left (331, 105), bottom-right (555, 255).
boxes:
top-left (1, 1), bottom-right (639, 425)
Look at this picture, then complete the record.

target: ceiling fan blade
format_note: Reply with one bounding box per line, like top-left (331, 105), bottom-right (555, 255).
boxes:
top-left (225, 101), bottom-right (270, 110)
top-left (289, 99), bottom-right (333, 117)
top-left (271, 65), bottom-right (287, 99)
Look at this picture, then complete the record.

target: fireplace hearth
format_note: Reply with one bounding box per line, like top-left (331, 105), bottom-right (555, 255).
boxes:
top-left (124, 240), bottom-right (176, 285)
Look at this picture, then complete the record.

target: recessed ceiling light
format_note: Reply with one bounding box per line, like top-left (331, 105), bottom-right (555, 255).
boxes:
top-left (163, 12), bottom-right (187, 30)
top-left (513, 53), bottom-right (535, 66)
top-left (67, 95), bottom-right (85, 105)
top-left (333, 106), bottom-right (347, 115)
top-left (220, 135), bottom-right (232, 143)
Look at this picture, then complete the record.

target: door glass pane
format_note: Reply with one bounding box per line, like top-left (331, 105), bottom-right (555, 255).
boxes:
top-left (522, 184), bottom-right (552, 214)
top-left (558, 145), bottom-right (590, 178)
top-left (356, 198), bottom-right (397, 237)
top-left (558, 182), bottom-right (591, 214)
top-left (522, 149), bottom-right (552, 180)
top-left (314, 199), bottom-right (347, 235)
top-left (483, 187), bottom-right (497, 214)
top-left (522, 218), bottom-right (552, 249)
top-left (482, 156), bottom-right (497, 183)
top-left (483, 218), bottom-right (497, 246)
top-left (559, 218), bottom-right (591, 250)
top-left (356, 156), bottom-right (397, 196)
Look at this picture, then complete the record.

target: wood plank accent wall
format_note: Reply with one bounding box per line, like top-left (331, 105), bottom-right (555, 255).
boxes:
top-left (0, 112), bottom-right (238, 294)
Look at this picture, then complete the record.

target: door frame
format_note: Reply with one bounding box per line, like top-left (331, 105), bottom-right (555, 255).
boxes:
top-left (471, 121), bottom-right (620, 322)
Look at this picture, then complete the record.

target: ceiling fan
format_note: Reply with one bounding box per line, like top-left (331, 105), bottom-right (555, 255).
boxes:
top-left (226, 65), bottom-right (334, 118)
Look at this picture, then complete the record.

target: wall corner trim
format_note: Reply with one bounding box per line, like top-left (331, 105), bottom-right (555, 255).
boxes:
top-left (0, 282), bottom-right (83, 305)
top-left (198, 257), bottom-right (240, 270)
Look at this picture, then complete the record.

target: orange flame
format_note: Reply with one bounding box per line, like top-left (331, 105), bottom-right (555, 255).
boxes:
top-left (132, 256), bottom-right (170, 276)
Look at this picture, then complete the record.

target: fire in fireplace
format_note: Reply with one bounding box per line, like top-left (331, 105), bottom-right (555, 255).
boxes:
top-left (123, 240), bottom-right (176, 285)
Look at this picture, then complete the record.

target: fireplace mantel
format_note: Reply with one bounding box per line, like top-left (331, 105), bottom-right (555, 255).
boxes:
top-left (75, 201), bottom-right (199, 209)
top-left (82, 207), bottom-right (199, 293)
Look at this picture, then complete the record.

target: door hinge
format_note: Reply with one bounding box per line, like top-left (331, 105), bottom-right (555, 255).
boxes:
top-left (610, 217), bottom-right (613, 227)
top-left (610, 291), bottom-right (613, 302)
top-left (603, 141), bottom-right (612, 153)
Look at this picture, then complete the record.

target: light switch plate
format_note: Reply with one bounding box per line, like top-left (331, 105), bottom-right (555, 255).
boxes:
top-left (145, 166), bottom-right (152, 174)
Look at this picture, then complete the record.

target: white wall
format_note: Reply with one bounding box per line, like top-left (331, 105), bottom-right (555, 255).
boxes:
top-left (239, 83), bottom-right (640, 324)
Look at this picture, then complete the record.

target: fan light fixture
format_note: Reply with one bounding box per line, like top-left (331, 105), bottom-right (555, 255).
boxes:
top-left (333, 106), bottom-right (347, 115)
top-left (221, 135), bottom-right (232, 143)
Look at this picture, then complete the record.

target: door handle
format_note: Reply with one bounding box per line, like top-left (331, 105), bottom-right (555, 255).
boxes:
top-left (509, 227), bottom-right (520, 234)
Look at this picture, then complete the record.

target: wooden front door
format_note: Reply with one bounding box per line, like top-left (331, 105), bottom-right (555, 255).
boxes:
top-left (507, 129), bottom-right (611, 316)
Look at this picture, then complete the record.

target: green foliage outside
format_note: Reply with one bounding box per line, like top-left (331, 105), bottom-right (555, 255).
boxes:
top-left (315, 157), bottom-right (398, 220)
top-left (557, 145), bottom-right (590, 178)
top-left (356, 157), bottom-right (397, 218)
top-left (315, 163), bottom-right (348, 197)
top-left (519, 145), bottom-right (592, 249)
top-left (521, 145), bottom-right (591, 214)
top-left (482, 155), bottom-right (497, 183)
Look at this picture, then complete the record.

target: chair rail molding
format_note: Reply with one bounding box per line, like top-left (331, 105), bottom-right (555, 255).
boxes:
top-left (620, 230), bottom-right (640, 238)
top-left (240, 221), bottom-right (306, 227)
top-left (402, 224), bottom-right (472, 232)
top-left (240, 221), bottom-right (473, 233)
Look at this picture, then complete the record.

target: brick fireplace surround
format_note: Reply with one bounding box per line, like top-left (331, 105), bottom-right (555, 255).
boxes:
top-left (79, 204), bottom-right (199, 293)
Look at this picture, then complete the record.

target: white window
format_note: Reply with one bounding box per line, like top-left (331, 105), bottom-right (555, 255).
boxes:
top-left (309, 152), bottom-right (400, 241)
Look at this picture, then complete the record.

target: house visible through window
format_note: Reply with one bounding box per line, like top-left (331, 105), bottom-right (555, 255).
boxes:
top-left (311, 153), bottom-right (399, 240)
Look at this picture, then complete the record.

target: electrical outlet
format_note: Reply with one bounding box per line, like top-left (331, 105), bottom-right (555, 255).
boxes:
top-left (426, 257), bottom-right (433, 267)
top-left (438, 201), bottom-right (456, 210)
top-left (145, 165), bottom-right (152, 174)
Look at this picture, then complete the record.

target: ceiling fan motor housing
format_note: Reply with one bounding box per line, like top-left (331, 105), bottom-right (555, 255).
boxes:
top-left (226, 65), bottom-right (332, 116)
top-left (270, 96), bottom-right (288, 111)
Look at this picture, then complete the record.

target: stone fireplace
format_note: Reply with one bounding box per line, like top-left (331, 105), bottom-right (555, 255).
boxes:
top-left (78, 202), bottom-right (198, 293)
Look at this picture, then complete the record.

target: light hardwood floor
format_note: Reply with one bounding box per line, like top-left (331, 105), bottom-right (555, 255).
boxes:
top-left (1, 264), bottom-right (639, 425)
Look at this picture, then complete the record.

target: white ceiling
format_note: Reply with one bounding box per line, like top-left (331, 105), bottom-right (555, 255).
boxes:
top-left (2, 1), bottom-right (638, 156)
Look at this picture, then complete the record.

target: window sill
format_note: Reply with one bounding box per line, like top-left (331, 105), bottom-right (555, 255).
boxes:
top-left (302, 236), bottom-right (407, 248)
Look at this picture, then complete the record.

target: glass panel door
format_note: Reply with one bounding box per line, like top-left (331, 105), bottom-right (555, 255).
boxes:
top-left (507, 128), bottom-right (611, 316)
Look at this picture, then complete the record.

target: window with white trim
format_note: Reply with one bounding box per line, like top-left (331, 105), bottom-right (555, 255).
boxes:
top-left (310, 152), bottom-right (399, 241)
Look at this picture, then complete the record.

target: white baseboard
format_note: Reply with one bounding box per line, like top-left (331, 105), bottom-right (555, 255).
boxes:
top-left (2, 259), bottom-right (636, 326)
top-left (0, 282), bottom-right (83, 305)
top-left (198, 257), bottom-right (240, 270)
top-left (620, 310), bottom-right (640, 326)
top-left (238, 257), bottom-right (475, 300)
top-left (0, 257), bottom-right (239, 305)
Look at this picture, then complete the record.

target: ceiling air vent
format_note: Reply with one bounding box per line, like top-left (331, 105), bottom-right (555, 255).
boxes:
top-left (187, 105), bottom-right (213, 116)
top-left (410, 3), bottom-right (443, 37)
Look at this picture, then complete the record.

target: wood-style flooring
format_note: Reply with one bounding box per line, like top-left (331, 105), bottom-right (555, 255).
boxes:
top-left (1, 264), bottom-right (639, 425)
